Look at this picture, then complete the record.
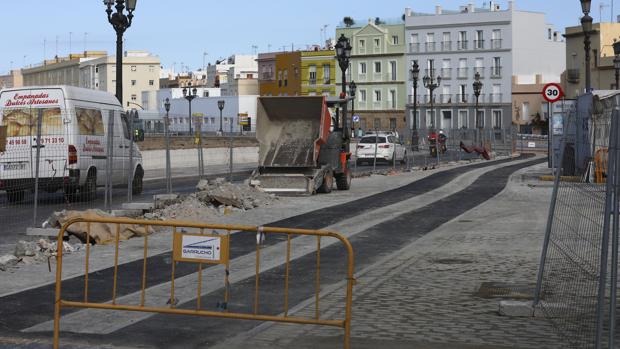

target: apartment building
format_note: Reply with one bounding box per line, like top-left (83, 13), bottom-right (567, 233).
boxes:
top-left (206, 55), bottom-right (257, 89)
top-left (300, 49), bottom-right (337, 96)
top-left (0, 70), bottom-right (23, 89)
top-left (336, 17), bottom-right (406, 132)
top-left (221, 62), bottom-right (259, 96)
top-left (21, 51), bottom-right (107, 87)
top-left (405, 1), bottom-right (564, 136)
top-left (564, 22), bottom-right (620, 98)
top-left (257, 52), bottom-right (277, 96)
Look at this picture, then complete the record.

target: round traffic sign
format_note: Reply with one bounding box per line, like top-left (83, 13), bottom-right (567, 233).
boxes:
top-left (542, 83), bottom-right (564, 103)
top-left (352, 115), bottom-right (360, 123)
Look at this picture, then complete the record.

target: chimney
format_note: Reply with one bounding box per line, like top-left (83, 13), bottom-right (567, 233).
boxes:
top-left (536, 74), bottom-right (543, 84)
top-left (405, 7), bottom-right (412, 17)
top-left (436, 5), bottom-right (442, 15)
top-left (468, 3), bottom-right (475, 13)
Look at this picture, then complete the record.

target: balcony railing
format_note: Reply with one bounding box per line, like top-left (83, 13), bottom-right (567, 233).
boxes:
top-left (409, 43), bottom-right (420, 53)
top-left (261, 72), bottom-right (274, 80)
top-left (441, 41), bottom-right (452, 51)
top-left (441, 68), bottom-right (452, 79)
top-left (473, 93), bottom-right (486, 104)
top-left (426, 42), bottom-right (437, 52)
top-left (425, 68), bottom-right (437, 77)
top-left (407, 94), bottom-right (420, 104)
top-left (309, 78), bottom-right (317, 85)
top-left (423, 94), bottom-right (435, 104)
top-left (474, 67), bottom-right (485, 78)
top-left (457, 68), bottom-right (469, 79)
top-left (491, 39), bottom-right (503, 49)
top-left (457, 40), bottom-right (468, 50)
top-left (567, 69), bottom-right (580, 83)
top-left (489, 93), bottom-right (503, 103)
top-left (474, 40), bottom-right (485, 50)
top-left (456, 94), bottom-right (469, 103)
top-left (357, 73), bottom-right (367, 82)
top-left (439, 94), bottom-right (452, 104)
top-left (490, 66), bottom-right (502, 78)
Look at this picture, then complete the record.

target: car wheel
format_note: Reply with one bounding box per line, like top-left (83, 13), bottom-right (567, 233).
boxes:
top-left (132, 167), bottom-right (144, 195)
top-left (80, 171), bottom-right (97, 202)
top-left (336, 171), bottom-right (351, 190)
top-left (317, 172), bottom-right (333, 194)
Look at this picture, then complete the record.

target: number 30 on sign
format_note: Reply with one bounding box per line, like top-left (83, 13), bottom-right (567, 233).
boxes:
top-left (542, 83), bottom-right (564, 103)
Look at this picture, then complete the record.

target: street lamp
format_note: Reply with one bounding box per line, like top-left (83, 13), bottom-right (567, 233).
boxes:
top-left (613, 39), bottom-right (620, 89)
top-left (104, 0), bottom-right (137, 105)
top-left (335, 33), bottom-right (353, 143)
top-left (163, 98), bottom-right (171, 193)
top-left (349, 80), bottom-right (357, 137)
top-left (581, 0), bottom-right (593, 92)
top-left (473, 71), bottom-right (484, 145)
top-left (217, 100), bottom-right (225, 135)
top-left (422, 62), bottom-right (441, 131)
top-left (182, 82), bottom-right (198, 135)
top-left (411, 60), bottom-right (420, 150)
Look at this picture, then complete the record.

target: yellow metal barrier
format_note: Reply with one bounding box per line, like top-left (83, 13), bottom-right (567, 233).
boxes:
top-left (53, 217), bottom-right (355, 349)
top-left (595, 148), bottom-right (609, 184)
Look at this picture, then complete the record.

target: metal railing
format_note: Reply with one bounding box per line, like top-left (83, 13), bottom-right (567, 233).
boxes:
top-left (441, 68), bottom-right (452, 79)
top-left (457, 40), bottom-right (468, 50)
top-left (490, 39), bottom-right (503, 49)
top-left (441, 41), bottom-right (452, 51)
top-left (409, 43), bottom-right (420, 53)
top-left (456, 94), bottom-right (469, 103)
top-left (53, 217), bottom-right (356, 349)
top-left (489, 93), bottom-right (503, 103)
top-left (439, 94), bottom-right (452, 104)
top-left (457, 68), bottom-right (469, 79)
top-left (490, 66), bottom-right (502, 78)
top-left (474, 67), bottom-right (485, 78)
top-left (474, 40), bottom-right (485, 49)
top-left (425, 42), bottom-right (437, 52)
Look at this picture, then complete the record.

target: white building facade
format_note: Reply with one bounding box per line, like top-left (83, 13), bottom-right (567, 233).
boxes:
top-left (405, 1), bottom-right (564, 135)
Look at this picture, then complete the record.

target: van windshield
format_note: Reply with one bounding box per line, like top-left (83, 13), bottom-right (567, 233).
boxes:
top-left (1, 108), bottom-right (63, 137)
top-left (360, 136), bottom-right (387, 144)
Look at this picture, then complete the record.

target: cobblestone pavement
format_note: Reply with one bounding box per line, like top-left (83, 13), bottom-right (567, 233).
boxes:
top-left (216, 163), bottom-right (562, 349)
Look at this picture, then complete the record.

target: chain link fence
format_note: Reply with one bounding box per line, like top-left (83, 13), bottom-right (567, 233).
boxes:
top-left (534, 92), bottom-right (620, 349)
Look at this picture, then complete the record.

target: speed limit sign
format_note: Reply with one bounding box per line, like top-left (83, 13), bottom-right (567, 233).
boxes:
top-left (542, 83), bottom-right (564, 103)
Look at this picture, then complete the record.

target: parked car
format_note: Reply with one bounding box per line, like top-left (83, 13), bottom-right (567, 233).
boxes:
top-left (355, 133), bottom-right (407, 165)
top-left (0, 85), bottom-right (144, 203)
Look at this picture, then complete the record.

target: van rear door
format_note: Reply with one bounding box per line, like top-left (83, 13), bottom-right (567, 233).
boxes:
top-left (0, 89), bottom-right (68, 187)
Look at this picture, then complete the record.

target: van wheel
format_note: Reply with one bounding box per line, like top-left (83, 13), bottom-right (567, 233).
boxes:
top-left (317, 172), bottom-right (333, 194)
top-left (6, 189), bottom-right (24, 204)
top-left (81, 172), bottom-right (97, 202)
top-left (132, 167), bottom-right (144, 195)
top-left (336, 171), bottom-right (352, 191)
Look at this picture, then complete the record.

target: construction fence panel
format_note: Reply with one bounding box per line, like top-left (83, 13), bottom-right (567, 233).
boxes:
top-left (534, 93), bottom-right (620, 349)
top-left (52, 217), bottom-right (355, 349)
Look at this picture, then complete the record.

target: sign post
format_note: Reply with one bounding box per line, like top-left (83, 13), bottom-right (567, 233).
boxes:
top-left (542, 83), bottom-right (564, 170)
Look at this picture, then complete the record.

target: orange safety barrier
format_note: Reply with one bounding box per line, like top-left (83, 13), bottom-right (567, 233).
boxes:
top-left (53, 217), bottom-right (355, 349)
top-left (595, 148), bottom-right (609, 184)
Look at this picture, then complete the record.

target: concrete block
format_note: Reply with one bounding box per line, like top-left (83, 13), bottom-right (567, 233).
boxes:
top-left (111, 209), bottom-right (143, 218)
top-left (121, 202), bottom-right (154, 211)
top-left (498, 300), bottom-right (534, 317)
top-left (26, 228), bottom-right (61, 237)
top-left (153, 194), bottom-right (178, 201)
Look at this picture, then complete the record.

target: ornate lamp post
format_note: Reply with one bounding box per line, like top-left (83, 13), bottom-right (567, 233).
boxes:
top-left (104, 0), bottom-right (137, 104)
top-left (614, 39), bottom-right (620, 89)
top-left (335, 34), bottom-right (353, 143)
top-left (217, 100), bottom-right (225, 135)
top-left (182, 82), bottom-right (198, 135)
top-left (349, 80), bottom-right (357, 137)
top-left (422, 62), bottom-right (441, 131)
top-left (581, 0), bottom-right (593, 92)
top-left (163, 98), bottom-right (172, 193)
top-left (473, 71), bottom-right (483, 146)
top-left (411, 60), bottom-right (420, 150)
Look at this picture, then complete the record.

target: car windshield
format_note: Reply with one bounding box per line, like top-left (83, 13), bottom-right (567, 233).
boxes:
top-left (360, 136), bottom-right (387, 144)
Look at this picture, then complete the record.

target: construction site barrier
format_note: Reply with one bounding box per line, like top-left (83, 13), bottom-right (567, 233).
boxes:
top-left (53, 217), bottom-right (355, 349)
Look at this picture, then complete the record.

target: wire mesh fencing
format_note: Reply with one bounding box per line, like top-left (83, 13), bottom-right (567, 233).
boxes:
top-left (534, 92), bottom-right (620, 349)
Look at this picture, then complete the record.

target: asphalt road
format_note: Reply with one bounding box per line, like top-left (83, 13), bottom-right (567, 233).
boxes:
top-left (0, 154), bottom-right (538, 349)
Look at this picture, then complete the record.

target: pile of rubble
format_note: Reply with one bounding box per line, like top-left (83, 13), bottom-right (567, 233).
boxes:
top-left (146, 178), bottom-right (277, 222)
top-left (0, 239), bottom-right (83, 271)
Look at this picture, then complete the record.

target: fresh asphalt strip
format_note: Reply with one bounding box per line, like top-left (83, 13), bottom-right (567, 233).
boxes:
top-left (59, 157), bottom-right (545, 349)
top-left (0, 155), bottom-right (533, 334)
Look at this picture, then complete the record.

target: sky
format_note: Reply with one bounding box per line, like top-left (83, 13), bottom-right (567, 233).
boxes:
top-left (0, 0), bottom-right (612, 75)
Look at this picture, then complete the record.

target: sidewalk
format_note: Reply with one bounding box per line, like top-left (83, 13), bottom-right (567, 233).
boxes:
top-left (217, 162), bottom-right (561, 349)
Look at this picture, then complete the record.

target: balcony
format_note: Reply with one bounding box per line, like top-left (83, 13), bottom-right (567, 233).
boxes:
top-left (441, 68), bottom-right (452, 79)
top-left (309, 78), bottom-right (317, 85)
top-left (474, 40), bottom-right (485, 50)
top-left (491, 39), bottom-right (503, 49)
top-left (357, 73), bottom-right (367, 82)
top-left (456, 94), bottom-right (469, 103)
top-left (407, 94), bottom-right (420, 104)
top-left (473, 67), bottom-right (485, 78)
top-left (490, 66), bottom-right (502, 78)
top-left (567, 69), bottom-right (580, 83)
top-left (457, 40), bottom-right (468, 50)
top-left (473, 93), bottom-right (486, 104)
top-left (489, 93), bottom-right (503, 103)
top-left (426, 42), bottom-right (437, 52)
top-left (439, 94), bottom-right (452, 104)
top-left (425, 68), bottom-right (437, 77)
top-left (441, 41), bottom-right (452, 51)
top-left (409, 43), bottom-right (420, 53)
top-left (457, 68), bottom-right (469, 79)
top-left (423, 94), bottom-right (435, 104)
top-left (261, 72), bottom-right (274, 81)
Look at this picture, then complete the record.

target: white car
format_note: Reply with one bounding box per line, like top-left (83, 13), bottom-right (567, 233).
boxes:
top-left (355, 134), bottom-right (407, 165)
top-left (0, 86), bottom-right (144, 202)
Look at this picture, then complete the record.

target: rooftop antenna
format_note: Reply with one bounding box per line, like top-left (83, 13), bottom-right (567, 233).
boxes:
top-left (55, 35), bottom-right (58, 57)
top-left (43, 39), bottom-right (46, 61)
top-left (69, 32), bottom-right (72, 54)
top-left (601, 2), bottom-right (610, 22)
top-left (252, 45), bottom-right (258, 55)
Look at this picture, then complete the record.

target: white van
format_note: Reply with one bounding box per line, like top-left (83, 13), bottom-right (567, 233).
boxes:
top-left (0, 86), bottom-right (144, 202)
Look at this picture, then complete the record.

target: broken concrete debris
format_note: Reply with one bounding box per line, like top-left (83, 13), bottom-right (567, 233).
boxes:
top-left (1, 238), bottom-right (83, 271)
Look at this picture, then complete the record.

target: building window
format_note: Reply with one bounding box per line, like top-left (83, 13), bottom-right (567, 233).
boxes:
top-left (374, 38), bottom-right (380, 47)
top-left (323, 64), bottom-right (330, 84)
top-left (491, 29), bottom-right (502, 49)
top-left (95, 67), bottom-right (99, 73)
top-left (476, 110), bottom-right (485, 128)
top-left (309, 65), bottom-right (317, 85)
top-left (458, 110), bottom-right (468, 129)
top-left (389, 90), bottom-right (396, 108)
top-left (492, 110), bottom-right (502, 129)
top-left (359, 62), bottom-right (367, 74)
top-left (359, 89), bottom-right (367, 102)
top-left (131, 94), bottom-right (137, 101)
top-left (392, 35), bottom-right (399, 45)
top-left (284, 70), bottom-right (288, 87)
top-left (131, 80), bottom-right (137, 86)
top-left (359, 39), bottom-right (365, 48)
top-left (149, 65), bottom-right (155, 72)
top-left (374, 118), bottom-right (381, 130)
top-left (426, 110), bottom-right (433, 128)
top-left (149, 80), bottom-right (154, 86)
top-left (278, 70), bottom-right (282, 87)
top-left (492, 57), bottom-right (502, 77)
top-left (390, 61), bottom-right (397, 81)
top-left (389, 118), bottom-right (397, 130)
top-left (374, 90), bottom-right (382, 102)
top-left (374, 61), bottom-right (381, 74)
top-left (458, 31), bottom-right (468, 50)
top-left (203, 91), bottom-right (209, 97)
top-left (131, 65), bottom-right (137, 72)
top-left (475, 30), bottom-right (484, 49)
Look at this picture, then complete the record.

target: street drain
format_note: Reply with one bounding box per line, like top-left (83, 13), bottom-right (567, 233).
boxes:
top-left (432, 258), bottom-right (474, 265)
top-left (475, 282), bottom-right (535, 300)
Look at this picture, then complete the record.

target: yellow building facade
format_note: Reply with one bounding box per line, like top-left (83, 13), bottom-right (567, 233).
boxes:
top-left (300, 50), bottom-right (336, 96)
